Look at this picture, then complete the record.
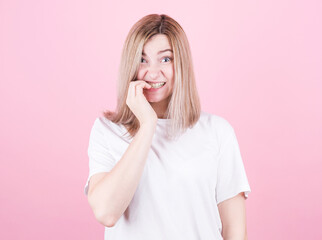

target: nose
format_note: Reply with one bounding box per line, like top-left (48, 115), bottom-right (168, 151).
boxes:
top-left (147, 64), bottom-right (161, 80)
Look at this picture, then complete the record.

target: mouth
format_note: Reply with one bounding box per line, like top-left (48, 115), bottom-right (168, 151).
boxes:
top-left (147, 81), bottom-right (166, 89)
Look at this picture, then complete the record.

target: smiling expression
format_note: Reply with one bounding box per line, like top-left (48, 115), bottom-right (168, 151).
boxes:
top-left (137, 34), bottom-right (175, 104)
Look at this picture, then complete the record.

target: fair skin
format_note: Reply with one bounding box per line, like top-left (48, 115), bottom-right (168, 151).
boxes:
top-left (87, 34), bottom-right (248, 238)
top-left (136, 34), bottom-right (175, 119)
top-left (86, 35), bottom-right (174, 227)
top-left (87, 80), bottom-right (157, 227)
top-left (218, 192), bottom-right (248, 240)
top-left (139, 34), bottom-right (248, 238)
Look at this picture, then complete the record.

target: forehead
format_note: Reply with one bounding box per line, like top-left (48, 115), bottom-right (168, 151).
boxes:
top-left (142, 34), bottom-right (172, 56)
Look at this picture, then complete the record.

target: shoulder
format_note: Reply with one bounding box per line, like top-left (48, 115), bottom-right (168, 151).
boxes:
top-left (90, 116), bottom-right (123, 136)
top-left (200, 110), bottom-right (234, 133)
top-left (91, 116), bottom-right (108, 132)
top-left (200, 111), bottom-right (235, 146)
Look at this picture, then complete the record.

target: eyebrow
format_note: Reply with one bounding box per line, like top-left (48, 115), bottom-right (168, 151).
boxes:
top-left (142, 49), bottom-right (173, 56)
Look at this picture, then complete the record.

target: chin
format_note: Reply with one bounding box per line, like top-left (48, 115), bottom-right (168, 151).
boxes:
top-left (146, 96), bottom-right (165, 103)
top-left (147, 98), bottom-right (162, 103)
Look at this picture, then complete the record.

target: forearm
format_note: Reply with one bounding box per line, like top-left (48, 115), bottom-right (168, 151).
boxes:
top-left (88, 122), bottom-right (157, 226)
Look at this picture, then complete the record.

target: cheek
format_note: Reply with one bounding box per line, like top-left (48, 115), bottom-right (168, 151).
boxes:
top-left (137, 65), bottom-right (174, 80)
top-left (163, 66), bottom-right (174, 79)
top-left (137, 68), bottom-right (145, 79)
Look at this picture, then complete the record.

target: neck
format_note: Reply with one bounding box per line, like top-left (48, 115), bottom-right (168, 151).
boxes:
top-left (150, 97), bottom-right (170, 119)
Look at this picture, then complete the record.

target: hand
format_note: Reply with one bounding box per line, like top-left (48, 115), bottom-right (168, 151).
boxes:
top-left (126, 80), bottom-right (158, 126)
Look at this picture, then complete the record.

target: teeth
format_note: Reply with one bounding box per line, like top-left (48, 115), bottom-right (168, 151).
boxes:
top-left (150, 82), bottom-right (165, 88)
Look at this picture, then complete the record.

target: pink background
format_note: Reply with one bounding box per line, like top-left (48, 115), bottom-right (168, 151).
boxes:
top-left (1, 0), bottom-right (321, 239)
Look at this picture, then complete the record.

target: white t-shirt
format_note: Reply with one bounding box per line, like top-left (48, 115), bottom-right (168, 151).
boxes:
top-left (84, 111), bottom-right (251, 240)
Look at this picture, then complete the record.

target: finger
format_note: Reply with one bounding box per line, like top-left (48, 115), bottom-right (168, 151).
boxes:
top-left (135, 82), bottom-right (147, 96)
top-left (130, 80), bottom-right (143, 94)
top-left (128, 81), bottom-right (136, 100)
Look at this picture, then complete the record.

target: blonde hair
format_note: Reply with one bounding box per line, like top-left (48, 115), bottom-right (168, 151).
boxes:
top-left (103, 13), bottom-right (201, 141)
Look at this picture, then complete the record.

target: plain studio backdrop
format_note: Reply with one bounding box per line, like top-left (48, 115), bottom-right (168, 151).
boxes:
top-left (0, 0), bottom-right (321, 239)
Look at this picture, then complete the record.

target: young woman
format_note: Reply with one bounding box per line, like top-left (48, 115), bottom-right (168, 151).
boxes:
top-left (84, 14), bottom-right (251, 240)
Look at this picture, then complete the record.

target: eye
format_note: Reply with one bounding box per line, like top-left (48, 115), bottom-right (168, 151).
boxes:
top-left (141, 58), bottom-right (146, 63)
top-left (162, 57), bottom-right (172, 63)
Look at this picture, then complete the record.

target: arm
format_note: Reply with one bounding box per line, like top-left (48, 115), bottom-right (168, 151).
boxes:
top-left (87, 121), bottom-right (157, 227)
top-left (218, 192), bottom-right (248, 240)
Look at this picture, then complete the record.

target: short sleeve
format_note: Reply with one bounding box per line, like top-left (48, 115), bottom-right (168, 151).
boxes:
top-left (84, 118), bottom-right (116, 196)
top-left (215, 125), bottom-right (251, 205)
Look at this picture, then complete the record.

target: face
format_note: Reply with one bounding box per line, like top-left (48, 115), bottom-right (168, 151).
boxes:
top-left (137, 34), bottom-right (175, 105)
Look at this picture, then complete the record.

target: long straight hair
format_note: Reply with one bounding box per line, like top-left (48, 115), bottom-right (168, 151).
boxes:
top-left (103, 14), bottom-right (201, 141)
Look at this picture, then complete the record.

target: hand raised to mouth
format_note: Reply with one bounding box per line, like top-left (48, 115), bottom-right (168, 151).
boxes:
top-left (126, 79), bottom-right (157, 125)
top-left (139, 80), bottom-right (166, 89)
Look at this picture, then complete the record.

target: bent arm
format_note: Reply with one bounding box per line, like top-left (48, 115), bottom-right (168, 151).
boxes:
top-left (217, 192), bottom-right (248, 240)
top-left (87, 122), bottom-right (157, 227)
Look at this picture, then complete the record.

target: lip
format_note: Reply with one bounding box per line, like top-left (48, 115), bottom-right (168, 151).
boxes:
top-left (146, 82), bottom-right (166, 92)
top-left (145, 81), bottom-right (166, 83)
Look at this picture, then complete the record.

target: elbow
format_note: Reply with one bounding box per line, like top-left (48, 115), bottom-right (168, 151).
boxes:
top-left (87, 193), bottom-right (122, 228)
top-left (95, 211), bottom-right (117, 228)
top-left (99, 215), bottom-right (117, 228)
top-left (88, 199), bottom-right (117, 227)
